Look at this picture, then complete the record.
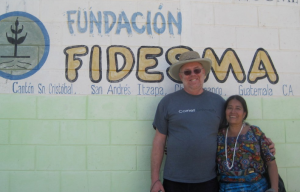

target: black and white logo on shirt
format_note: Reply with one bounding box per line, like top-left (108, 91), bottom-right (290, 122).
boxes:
top-left (178, 109), bottom-right (196, 113)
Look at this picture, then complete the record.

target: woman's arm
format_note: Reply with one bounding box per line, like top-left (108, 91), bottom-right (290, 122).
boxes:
top-left (266, 160), bottom-right (278, 192)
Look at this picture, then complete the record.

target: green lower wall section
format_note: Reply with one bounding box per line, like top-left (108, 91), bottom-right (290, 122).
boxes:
top-left (0, 94), bottom-right (299, 192)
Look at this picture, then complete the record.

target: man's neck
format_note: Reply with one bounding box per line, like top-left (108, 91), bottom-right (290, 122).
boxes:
top-left (183, 87), bottom-right (204, 95)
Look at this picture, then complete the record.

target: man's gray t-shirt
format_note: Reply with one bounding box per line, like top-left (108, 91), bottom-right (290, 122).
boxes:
top-left (153, 89), bottom-right (225, 183)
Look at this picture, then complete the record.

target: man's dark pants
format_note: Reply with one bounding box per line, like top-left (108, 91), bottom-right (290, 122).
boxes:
top-left (163, 177), bottom-right (219, 192)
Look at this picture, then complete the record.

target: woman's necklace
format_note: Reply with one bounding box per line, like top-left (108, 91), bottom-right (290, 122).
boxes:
top-left (225, 123), bottom-right (244, 170)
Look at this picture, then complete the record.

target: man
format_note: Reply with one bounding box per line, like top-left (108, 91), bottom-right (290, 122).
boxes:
top-left (150, 51), bottom-right (274, 192)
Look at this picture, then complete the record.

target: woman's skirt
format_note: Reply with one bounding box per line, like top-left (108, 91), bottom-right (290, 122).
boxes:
top-left (219, 176), bottom-right (269, 192)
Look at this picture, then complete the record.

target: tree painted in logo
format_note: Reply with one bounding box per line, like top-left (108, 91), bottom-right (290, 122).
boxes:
top-left (1, 17), bottom-right (30, 58)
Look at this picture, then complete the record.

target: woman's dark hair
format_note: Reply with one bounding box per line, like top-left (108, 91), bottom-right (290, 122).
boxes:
top-left (221, 95), bottom-right (248, 128)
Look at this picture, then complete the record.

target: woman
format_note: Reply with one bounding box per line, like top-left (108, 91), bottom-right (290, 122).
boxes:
top-left (217, 95), bottom-right (278, 192)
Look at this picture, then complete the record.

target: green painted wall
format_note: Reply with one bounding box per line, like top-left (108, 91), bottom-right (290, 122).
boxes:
top-left (0, 94), bottom-right (299, 192)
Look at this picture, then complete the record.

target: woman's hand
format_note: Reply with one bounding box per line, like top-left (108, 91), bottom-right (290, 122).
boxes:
top-left (265, 188), bottom-right (275, 192)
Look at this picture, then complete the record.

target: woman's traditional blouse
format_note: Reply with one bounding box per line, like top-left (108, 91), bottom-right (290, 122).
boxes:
top-left (217, 125), bottom-right (275, 183)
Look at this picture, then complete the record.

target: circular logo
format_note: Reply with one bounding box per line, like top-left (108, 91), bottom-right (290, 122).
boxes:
top-left (0, 11), bottom-right (50, 80)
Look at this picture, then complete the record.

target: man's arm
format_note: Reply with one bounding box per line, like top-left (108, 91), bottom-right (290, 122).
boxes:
top-left (151, 129), bottom-right (167, 192)
top-left (266, 137), bottom-right (276, 156)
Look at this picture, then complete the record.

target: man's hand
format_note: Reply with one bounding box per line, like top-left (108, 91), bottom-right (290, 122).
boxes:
top-left (150, 180), bottom-right (164, 192)
top-left (266, 137), bottom-right (276, 156)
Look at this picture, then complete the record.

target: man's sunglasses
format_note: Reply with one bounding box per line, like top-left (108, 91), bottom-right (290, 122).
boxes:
top-left (181, 68), bottom-right (202, 76)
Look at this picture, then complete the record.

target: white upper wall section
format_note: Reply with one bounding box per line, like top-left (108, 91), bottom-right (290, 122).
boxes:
top-left (0, 0), bottom-right (299, 96)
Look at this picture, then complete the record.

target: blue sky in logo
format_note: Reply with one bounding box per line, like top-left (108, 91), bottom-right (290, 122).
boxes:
top-left (0, 11), bottom-right (50, 80)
